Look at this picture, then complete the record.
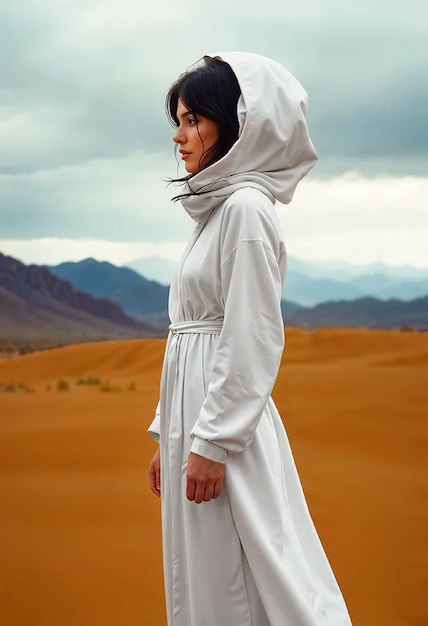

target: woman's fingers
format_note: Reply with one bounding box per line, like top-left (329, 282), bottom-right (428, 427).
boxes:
top-left (194, 483), bottom-right (207, 504)
top-left (149, 448), bottom-right (161, 497)
top-left (186, 479), bottom-right (218, 503)
top-left (149, 467), bottom-right (158, 496)
top-left (186, 452), bottom-right (225, 504)
top-left (213, 477), bottom-right (223, 499)
top-left (186, 479), bottom-right (196, 502)
top-left (155, 456), bottom-right (161, 492)
top-left (203, 484), bottom-right (217, 502)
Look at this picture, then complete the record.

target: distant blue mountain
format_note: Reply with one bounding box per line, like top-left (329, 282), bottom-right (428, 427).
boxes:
top-left (283, 271), bottom-right (364, 306)
top-left (46, 258), bottom-right (169, 319)
top-left (283, 261), bottom-right (428, 306)
top-left (127, 257), bottom-right (178, 286)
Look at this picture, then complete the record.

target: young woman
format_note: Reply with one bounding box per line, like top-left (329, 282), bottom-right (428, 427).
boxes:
top-left (148, 52), bottom-right (352, 626)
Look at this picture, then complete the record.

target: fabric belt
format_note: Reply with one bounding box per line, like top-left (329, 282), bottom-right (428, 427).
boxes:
top-left (169, 321), bottom-right (223, 335)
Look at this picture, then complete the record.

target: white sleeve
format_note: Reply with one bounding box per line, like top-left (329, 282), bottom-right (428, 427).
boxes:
top-left (147, 401), bottom-right (161, 443)
top-left (189, 235), bottom-right (284, 463)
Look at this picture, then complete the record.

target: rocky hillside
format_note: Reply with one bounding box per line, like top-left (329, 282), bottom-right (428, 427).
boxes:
top-left (0, 253), bottom-right (166, 343)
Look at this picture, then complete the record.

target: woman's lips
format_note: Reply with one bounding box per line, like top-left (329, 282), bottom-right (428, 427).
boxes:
top-left (180, 151), bottom-right (191, 160)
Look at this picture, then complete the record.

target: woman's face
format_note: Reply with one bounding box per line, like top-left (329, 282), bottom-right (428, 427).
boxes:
top-left (173, 98), bottom-right (219, 174)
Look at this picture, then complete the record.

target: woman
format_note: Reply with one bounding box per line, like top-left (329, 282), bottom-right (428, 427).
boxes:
top-left (148, 52), bottom-right (352, 626)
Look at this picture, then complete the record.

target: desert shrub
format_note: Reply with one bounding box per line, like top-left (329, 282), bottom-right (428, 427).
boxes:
top-left (76, 375), bottom-right (101, 386)
top-left (18, 345), bottom-right (36, 356)
top-left (0, 382), bottom-right (31, 393)
top-left (56, 378), bottom-right (70, 391)
top-left (0, 383), bottom-right (16, 393)
top-left (100, 380), bottom-right (121, 392)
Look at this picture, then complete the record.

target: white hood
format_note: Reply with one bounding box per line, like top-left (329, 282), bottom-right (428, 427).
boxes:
top-left (179, 51), bottom-right (318, 222)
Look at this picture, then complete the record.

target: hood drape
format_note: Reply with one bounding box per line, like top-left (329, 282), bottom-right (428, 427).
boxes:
top-left (177, 51), bottom-right (318, 223)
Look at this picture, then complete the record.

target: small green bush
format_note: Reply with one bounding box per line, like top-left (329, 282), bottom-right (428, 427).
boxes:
top-left (56, 379), bottom-right (70, 392)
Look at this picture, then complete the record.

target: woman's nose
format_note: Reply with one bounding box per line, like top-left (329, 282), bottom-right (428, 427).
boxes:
top-left (173, 127), bottom-right (184, 144)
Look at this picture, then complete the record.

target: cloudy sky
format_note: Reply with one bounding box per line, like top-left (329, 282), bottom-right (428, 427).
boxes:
top-left (1, 0), bottom-right (427, 269)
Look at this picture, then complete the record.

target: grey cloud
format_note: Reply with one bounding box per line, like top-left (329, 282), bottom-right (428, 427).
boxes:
top-left (1, 2), bottom-right (178, 171)
top-left (214, 9), bottom-right (428, 169)
top-left (1, 0), bottom-right (428, 241)
top-left (2, 0), bottom-right (427, 174)
top-left (0, 152), bottom-right (191, 241)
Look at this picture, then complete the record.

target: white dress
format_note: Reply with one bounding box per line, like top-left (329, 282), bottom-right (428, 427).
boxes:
top-left (148, 52), bottom-right (352, 626)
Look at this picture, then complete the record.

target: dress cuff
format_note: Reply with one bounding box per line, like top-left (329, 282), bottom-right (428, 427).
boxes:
top-left (190, 436), bottom-right (227, 463)
top-left (147, 413), bottom-right (160, 444)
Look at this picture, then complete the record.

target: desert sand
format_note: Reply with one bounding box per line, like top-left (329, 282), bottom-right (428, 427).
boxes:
top-left (1, 328), bottom-right (427, 626)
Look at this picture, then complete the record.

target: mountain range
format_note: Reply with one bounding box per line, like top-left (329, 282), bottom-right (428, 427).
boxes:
top-left (1, 254), bottom-right (427, 350)
top-left (127, 255), bottom-right (428, 306)
top-left (45, 258), bottom-right (169, 322)
top-left (47, 257), bottom-right (427, 331)
top-left (0, 253), bottom-right (165, 345)
top-left (285, 296), bottom-right (428, 330)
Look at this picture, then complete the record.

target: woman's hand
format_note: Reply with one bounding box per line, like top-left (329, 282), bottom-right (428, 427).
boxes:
top-left (186, 452), bottom-right (225, 504)
top-left (149, 447), bottom-right (161, 497)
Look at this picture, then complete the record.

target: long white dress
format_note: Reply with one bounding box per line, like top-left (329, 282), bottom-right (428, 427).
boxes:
top-left (148, 52), bottom-right (352, 626)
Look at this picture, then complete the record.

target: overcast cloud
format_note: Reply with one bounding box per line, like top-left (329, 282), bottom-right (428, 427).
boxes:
top-left (1, 0), bottom-right (427, 267)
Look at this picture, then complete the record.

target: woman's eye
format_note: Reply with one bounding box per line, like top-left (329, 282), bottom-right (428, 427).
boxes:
top-left (188, 118), bottom-right (196, 126)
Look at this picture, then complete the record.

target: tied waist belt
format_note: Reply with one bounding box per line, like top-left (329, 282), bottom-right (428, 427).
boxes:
top-left (169, 320), bottom-right (223, 335)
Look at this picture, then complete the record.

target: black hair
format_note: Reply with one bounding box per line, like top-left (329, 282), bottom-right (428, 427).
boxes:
top-left (165, 57), bottom-right (241, 187)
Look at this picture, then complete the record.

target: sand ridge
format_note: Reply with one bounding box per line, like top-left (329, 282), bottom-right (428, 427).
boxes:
top-left (1, 328), bottom-right (428, 626)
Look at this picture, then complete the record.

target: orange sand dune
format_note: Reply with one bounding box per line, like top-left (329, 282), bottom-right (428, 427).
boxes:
top-left (1, 328), bottom-right (427, 626)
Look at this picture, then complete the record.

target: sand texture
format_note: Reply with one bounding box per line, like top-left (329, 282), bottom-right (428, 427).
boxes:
top-left (1, 328), bottom-right (427, 626)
